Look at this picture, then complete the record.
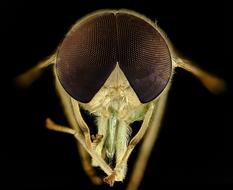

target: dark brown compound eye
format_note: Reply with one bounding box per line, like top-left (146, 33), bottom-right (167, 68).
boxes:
top-left (56, 12), bottom-right (117, 103)
top-left (116, 12), bottom-right (172, 103)
top-left (56, 10), bottom-right (172, 103)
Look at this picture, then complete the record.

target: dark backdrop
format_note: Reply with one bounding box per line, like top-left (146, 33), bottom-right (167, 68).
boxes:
top-left (2, 0), bottom-right (232, 188)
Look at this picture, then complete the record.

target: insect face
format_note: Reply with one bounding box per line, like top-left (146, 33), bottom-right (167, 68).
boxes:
top-left (17, 8), bottom-right (224, 189)
top-left (55, 9), bottom-right (172, 177)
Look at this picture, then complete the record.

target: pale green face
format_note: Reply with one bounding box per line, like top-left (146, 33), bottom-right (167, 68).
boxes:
top-left (79, 64), bottom-right (150, 165)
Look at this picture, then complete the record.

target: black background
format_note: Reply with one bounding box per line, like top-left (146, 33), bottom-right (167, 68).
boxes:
top-left (2, 0), bottom-right (232, 188)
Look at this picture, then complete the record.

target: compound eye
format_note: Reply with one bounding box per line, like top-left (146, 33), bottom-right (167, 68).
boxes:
top-left (56, 12), bottom-right (117, 103)
top-left (116, 13), bottom-right (172, 103)
top-left (56, 10), bottom-right (172, 103)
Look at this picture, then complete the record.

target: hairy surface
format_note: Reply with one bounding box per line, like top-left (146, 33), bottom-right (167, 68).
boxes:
top-left (80, 64), bottom-right (149, 167)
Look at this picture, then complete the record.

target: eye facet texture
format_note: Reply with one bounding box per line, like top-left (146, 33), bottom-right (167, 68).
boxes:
top-left (56, 10), bottom-right (172, 103)
top-left (56, 13), bottom-right (117, 103)
top-left (116, 13), bottom-right (171, 103)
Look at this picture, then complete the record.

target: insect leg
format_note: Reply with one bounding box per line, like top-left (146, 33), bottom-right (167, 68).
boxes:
top-left (76, 142), bottom-right (103, 185)
top-left (71, 99), bottom-right (93, 149)
top-left (46, 117), bottom-right (76, 135)
top-left (55, 81), bottom-right (113, 177)
top-left (46, 117), bottom-right (113, 177)
top-left (16, 53), bottom-right (56, 88)
top-left (173, 57), bottom-right (226, 94)
top-left (126, 91), bottom-right (169, 190)
top-left (46, 117), bottom-right (106, 184)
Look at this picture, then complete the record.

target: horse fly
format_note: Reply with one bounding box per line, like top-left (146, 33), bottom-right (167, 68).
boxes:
top-left (17, 9), bottom-right (225, 190)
